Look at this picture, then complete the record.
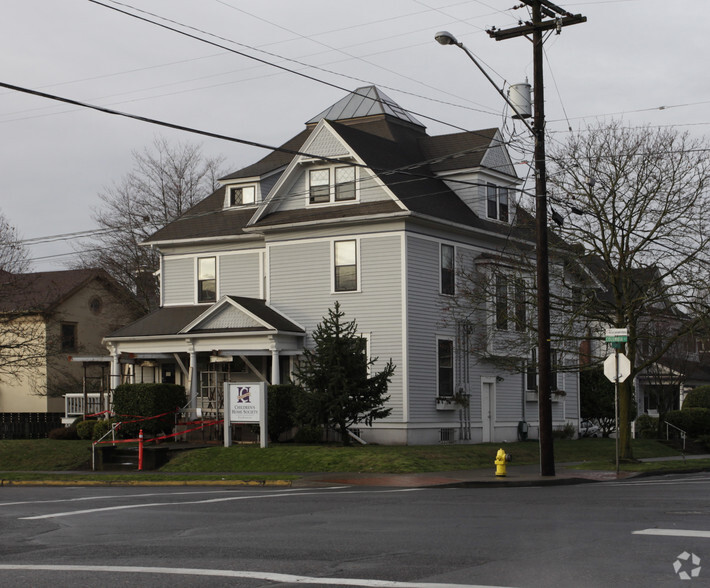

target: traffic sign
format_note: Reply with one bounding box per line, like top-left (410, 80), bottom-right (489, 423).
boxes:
top-left (604, 353), bottom-right (631, 383)
top-left (605, 328), bottom-right (628, 343)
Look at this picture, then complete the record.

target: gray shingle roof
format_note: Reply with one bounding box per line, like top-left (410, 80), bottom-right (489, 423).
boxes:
top-left (107, 296), bottom-right (304, 339)
top-left (142, 87), bottom-right (520, 245)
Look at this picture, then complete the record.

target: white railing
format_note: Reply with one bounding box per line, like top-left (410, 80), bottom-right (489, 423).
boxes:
top-left (664, 420), bottom-right (687, 451)
top-left (64, 393), bottom-right (111, 421)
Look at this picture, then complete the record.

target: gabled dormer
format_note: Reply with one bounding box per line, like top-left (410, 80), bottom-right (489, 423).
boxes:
top-left (421, 128), bottom-right (521, 225)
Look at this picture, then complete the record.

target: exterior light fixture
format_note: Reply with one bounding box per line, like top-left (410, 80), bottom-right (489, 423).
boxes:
top-left (434, 31), bottom-right (460, 46)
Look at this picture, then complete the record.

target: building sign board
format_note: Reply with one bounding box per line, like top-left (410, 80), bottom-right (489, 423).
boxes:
top-left (224, 382), bottom-right (268, 448)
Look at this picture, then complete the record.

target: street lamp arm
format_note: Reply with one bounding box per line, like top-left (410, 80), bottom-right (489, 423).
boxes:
top-left (434, 32), bottom-right (535, 136)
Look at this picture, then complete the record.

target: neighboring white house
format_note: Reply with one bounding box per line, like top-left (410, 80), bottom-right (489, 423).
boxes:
top-left (104, 86), bottom-right (581, 445)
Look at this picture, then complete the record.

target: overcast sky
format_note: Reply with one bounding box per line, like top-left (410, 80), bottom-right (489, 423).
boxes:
top-left (2, 0), bottom-right (707, 271)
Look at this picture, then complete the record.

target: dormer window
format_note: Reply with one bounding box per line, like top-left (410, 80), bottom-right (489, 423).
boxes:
top-left (309, 169), bottom-right (330, 203)
top-left (487, 183), bottom-right (509, 222)
top-left (335, 167), bottom-right (356, 201)
top-left (228, 185), bottom-right (256, 206)
top-left (308, 165), bottom-right (357, 204)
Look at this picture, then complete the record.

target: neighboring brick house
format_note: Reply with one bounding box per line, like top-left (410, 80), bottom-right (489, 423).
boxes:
top-left (104, 86), bottom-right (582, 445)
top-left (0, 268), bottom-right (141, 435)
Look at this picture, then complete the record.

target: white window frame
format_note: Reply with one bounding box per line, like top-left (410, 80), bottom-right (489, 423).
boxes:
top-left (332, 239), bottom-right (360, 293)
top-left (196, 256), bottom-right (217, 304)
top-left (307, 164), bottom-right (358, 206)
top-left (493, 272), bottom-right (531, 332)
top-left (226, 184), bottom-right (257, 207)
top-left (440, 243), bottom-right (455, 296)
top-left (436, 337), bottom-right (455, 398)
top-left (486, 183), bottom-right (509, 223)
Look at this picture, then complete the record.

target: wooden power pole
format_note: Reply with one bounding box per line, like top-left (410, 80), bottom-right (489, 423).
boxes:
top-left (487, 1), bottom-right (586, 476)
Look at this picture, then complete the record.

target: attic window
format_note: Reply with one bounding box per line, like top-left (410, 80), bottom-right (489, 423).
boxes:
top-left (309, 166), bottom-right (357, 204)
top-left (309, 169), bottom-right (330, 203)
top-left (229, 185), bottom-right (256, 206)
top-left (487, 184), bottom-right (509, 222)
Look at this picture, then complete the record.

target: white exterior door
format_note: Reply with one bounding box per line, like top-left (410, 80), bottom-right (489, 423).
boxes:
top-left (481, 378), bottom-right (496, 442)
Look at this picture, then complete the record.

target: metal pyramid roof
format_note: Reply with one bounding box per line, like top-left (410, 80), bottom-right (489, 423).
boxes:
top-left (306, 86), bottom-right (424, 128)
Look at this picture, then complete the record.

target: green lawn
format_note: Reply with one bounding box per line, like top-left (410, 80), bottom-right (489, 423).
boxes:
top-left (0, 437), bottom-right (693, 480)
top-left (160, 438), bottom-right (684, 474)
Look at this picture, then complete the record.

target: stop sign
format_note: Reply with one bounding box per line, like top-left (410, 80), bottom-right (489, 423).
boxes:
top-left (604, 352), bottom-right (631, 382)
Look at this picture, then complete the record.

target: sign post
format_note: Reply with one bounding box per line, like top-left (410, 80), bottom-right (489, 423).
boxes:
top-left (604, 328), bottom-right (630, 475)
top-left (224, 382), bottom-right (268, 449)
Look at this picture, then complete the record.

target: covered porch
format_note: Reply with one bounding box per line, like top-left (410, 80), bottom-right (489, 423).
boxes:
top-left (100, 296), bottom-right (305, 422)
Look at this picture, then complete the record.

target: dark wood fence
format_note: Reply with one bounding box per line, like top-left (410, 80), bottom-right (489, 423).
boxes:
top-left (0, 413), bottom-right (63, 439)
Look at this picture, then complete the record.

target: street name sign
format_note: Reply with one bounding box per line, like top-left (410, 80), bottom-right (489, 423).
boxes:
top-left (605, 328), bottom-right (629, 343)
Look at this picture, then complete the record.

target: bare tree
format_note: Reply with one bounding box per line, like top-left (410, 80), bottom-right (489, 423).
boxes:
top-left (75, 136), bottom-right (227, 312)
top-left (0, 211), bottom-right (47, 381)
top-left (547, 121), bottom-right (710, 459)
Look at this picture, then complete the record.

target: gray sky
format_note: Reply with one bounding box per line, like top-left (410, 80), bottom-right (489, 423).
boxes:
top-left (1, 0), bottom-right (707, 271)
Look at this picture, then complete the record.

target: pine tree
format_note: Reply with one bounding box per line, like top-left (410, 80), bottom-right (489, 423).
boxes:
top-left (294, 302), bottom-right (395, 446)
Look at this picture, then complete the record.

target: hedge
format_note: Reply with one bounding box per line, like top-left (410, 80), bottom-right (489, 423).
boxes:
top-left (664, 408), bottom-right (710, 438)
top-left (112, 383), bottom-right (186, 438)
top-left (682, 386), bottom-right (710, 410)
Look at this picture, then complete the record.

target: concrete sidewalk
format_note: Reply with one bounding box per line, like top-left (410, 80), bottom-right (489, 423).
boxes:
top-left (292, 463), bottom-right (631, 488)
top-left (293, 454), bottom-right (710, 488)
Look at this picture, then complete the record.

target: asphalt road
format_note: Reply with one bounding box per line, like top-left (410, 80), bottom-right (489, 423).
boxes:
top-left (1, 474), bottom-right (710, 587)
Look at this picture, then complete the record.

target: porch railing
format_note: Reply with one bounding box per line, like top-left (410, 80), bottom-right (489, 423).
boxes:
top-left (63, 393), bottom-right (111, 423)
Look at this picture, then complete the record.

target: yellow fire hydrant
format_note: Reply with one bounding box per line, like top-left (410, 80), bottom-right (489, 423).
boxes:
top-left (495, 448), bottom-right (511, 477)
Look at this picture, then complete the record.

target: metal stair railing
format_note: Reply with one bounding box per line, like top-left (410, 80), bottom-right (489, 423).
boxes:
top-left (664, 420), bottom-right (687, 451)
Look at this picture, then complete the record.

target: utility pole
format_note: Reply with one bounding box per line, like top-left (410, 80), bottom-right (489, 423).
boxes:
top-left (487, 1), bottom-right (586, 476)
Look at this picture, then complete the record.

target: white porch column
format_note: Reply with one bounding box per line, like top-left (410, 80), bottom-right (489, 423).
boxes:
top-left (187, 342), bottom-right (198, 411)
top-left (106, 343), bottom-right (121, 391)
top-left (271, 348), bottom-right (280, 385)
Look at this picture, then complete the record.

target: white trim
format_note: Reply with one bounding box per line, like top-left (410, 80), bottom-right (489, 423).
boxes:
top-left (401, 233), bottom-right (409, 422)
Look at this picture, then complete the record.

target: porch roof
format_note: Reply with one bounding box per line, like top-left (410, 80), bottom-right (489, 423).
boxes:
top-left (106, 297), bottom-right (304, 339)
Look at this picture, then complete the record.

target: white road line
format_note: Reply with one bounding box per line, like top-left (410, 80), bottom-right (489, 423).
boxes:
top-left (634, 529), bottom-right (710, 538)
top-left (18, 488), bottom-right (422, 520)
top-left (0, 486), bottom-right (332, 507)
top-left (603, 477), bottom-right (710, 487)
top-left (0, 564), bottom-right (508, 587)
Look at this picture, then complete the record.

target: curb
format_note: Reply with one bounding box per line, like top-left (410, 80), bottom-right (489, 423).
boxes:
top-left (0, 478), bottom-right (293, 487)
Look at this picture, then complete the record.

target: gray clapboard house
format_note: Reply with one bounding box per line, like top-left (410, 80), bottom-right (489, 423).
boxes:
top-left (104, 86), bottom-right (580, 444)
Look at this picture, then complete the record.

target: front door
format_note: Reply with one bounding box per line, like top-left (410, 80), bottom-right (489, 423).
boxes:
top-left (481, 378), bottom-right (496, 442)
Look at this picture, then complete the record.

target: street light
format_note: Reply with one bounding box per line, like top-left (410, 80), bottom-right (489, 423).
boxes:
top-left (435, 26), bottom-right (555, 476)
top-left (434, 32), bottom-right (534, 135)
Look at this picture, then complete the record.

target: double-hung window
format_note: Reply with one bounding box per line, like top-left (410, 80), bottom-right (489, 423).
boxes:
top-left (526, 348), bottom-right (538, 392)
top-left (334, 240), bottom-right (357, 292)
top-left (309, 166), bottom-right (357, 204)
top-left (495, 275), bottom-right (527, 331)
top-left (438, 339), bottom-right (454, 397)
top-left (487, 183), bottom-right (509, 222)
top-left (335, 166), bottom-right (356, 201)
top-left (309, 169), bottom-right (330, 203)
top-left (441, 244), bottom-right (455, 295)
top-left (198, 257), bottom-right (216, 303)
top-left (495, 275), bottom-right (508, 330)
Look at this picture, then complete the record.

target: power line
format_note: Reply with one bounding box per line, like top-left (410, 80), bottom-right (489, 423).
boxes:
top-left (89, 0), bottom-right (501, 134)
